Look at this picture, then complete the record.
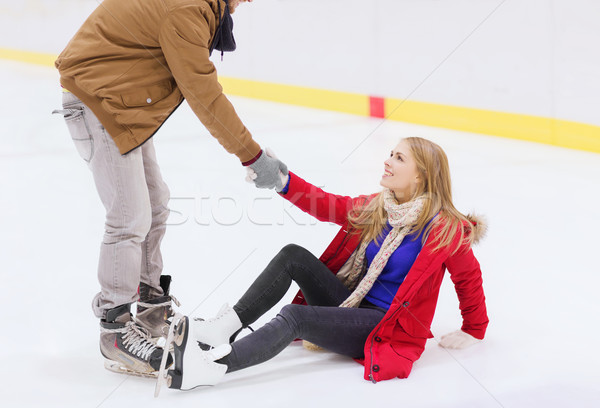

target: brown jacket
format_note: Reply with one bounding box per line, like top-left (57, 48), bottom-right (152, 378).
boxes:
top-left (56, 0), bottom-right (260, 162)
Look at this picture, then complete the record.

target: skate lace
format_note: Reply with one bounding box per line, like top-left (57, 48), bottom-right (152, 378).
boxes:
top-left (120, 322), bottom-right (157, 360)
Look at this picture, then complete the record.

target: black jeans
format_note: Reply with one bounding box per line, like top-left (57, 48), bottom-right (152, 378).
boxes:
top-left (218, 244), bottom-right (387, 373)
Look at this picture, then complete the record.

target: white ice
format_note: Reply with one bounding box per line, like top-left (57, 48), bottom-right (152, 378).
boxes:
top-left (0, 60), bottom-right (599, 408)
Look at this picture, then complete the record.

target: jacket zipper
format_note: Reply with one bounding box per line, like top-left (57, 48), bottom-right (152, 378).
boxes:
top-left (368, 335), bottom-right (377, 383)
top-left (368, 300), bottom-right (411, 383)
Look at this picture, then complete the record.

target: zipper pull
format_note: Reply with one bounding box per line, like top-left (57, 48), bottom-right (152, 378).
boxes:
top-left (368, 374), bottom-right (377, 384)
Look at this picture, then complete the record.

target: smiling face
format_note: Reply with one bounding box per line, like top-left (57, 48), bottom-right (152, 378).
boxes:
top-left (380, 140), bottom-right (420, 203)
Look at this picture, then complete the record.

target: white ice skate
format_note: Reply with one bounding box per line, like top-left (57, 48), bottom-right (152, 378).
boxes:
top-left (155, 315), bottom-right (231, 397)
top-left (191, 303), bottom-right (242, 348)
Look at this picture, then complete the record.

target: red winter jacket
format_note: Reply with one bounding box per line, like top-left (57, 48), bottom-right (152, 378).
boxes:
top-left (281, 172), bottom-right (489, 382)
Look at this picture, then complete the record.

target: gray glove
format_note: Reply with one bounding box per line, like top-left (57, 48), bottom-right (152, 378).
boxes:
top-left (247, 148), bottom-right (288, 190)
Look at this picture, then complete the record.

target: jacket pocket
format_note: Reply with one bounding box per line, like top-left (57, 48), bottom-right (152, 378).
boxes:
top-left (394, 316), bottom-right (434, 339)
top-left (120, 80), bottom-right (173, 107)
top-left (388, 320), bottom-right (430, 365)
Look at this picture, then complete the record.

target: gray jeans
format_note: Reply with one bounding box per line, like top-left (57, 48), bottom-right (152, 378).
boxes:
top-left (220, 244), bottom-right (387, 372)
top-left (56, 92), bottom-right (170, 318)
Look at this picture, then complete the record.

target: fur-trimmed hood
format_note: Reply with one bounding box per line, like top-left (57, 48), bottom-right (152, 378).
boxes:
top-left (467, 214), bottom-right (488, 245)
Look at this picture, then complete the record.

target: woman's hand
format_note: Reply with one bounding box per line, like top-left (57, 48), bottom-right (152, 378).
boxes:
top-left (438, 329), bottom-right (481, 349)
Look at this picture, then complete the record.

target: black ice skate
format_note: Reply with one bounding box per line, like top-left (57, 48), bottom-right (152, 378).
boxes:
top-left (136, 275), bottom-right (180, 339)
top-left (100, 303), bottom-right (173, 378)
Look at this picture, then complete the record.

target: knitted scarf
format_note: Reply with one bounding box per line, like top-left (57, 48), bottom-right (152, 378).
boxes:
top-left (339, 191), bottom-right (426, 308)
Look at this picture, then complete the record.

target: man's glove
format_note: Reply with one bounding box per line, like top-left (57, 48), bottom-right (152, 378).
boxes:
top-left (245, 148), bottom-right (288, 191)
top-left (438, 329), bottom-right (481, 349)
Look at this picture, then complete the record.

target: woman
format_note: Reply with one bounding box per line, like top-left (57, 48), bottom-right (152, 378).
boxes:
top-left (158, 137), bottom-right (488, 392)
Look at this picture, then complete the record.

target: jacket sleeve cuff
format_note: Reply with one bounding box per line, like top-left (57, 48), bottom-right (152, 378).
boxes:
top-left (278, 173), bottom-right (292, 195)
top-left (242, 150), bottom-right (262, 166)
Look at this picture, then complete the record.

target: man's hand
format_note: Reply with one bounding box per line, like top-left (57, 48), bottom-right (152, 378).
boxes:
top-left (245, 148), bottom-right (288, 191)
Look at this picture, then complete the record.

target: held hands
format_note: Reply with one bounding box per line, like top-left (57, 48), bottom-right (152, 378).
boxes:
top-left (438, 329), bottom-right (481, 349)
top-left (245, 148), bottom-right (289, 192)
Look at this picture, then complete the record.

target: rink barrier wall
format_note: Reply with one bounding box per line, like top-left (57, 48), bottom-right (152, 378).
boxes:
top-left (3, 47), bottom-right (599, 155)
top-left (0, 48), bottom-right (56, 67)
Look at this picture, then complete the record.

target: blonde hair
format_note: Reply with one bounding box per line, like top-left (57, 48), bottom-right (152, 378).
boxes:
top-left (347, 137), bottom-right (473, 254)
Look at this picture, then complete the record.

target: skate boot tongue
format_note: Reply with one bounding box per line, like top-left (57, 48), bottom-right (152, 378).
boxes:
top-left (137, 275), bottom-right (180, 338)
top-left (105, 303), bottom-right (132, 324)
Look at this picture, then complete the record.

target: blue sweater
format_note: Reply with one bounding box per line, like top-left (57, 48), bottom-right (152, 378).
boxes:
top-left (364, 223), bottom-right (425, 309)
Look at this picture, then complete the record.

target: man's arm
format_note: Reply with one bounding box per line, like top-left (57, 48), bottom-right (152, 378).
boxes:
top-left (158, 5), bottom-right (260, 163)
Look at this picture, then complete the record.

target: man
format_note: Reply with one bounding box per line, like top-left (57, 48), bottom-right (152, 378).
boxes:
top-left (54, 0), bottom-right (286, 376)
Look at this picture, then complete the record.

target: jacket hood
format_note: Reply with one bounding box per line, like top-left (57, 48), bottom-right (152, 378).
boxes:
top-left (466, 214), bottom-right (488, 245)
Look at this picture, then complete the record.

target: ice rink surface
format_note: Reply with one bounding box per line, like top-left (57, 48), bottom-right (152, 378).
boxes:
top-left (1, 60), bottom-right (599, 408)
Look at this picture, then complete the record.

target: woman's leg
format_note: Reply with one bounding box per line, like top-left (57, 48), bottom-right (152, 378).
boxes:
top-left (233, 244), bottom-right (351, 327)
top-left (220, 303), bottom-right (386, 373)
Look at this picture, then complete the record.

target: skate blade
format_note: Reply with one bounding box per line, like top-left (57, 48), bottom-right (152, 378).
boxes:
top-left (104, 359), bottom-right (158, 379)
top-left (155, 312), bottom-right (184, 397)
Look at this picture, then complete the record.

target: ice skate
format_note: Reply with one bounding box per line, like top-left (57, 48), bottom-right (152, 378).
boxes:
top-left (136, 275), bottom-right (181, 339)
top-left (155, 315), bottom-right (231, 397)
top-left (191, 303), bottom-right (242, 348)
top-left (100, 303), bottom-right (173, 378)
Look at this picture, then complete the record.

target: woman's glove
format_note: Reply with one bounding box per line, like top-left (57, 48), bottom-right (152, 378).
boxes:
top-left (245, 148), bottom-right (289, 192)
top-left (438, 329), bottom-right (481, 349)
